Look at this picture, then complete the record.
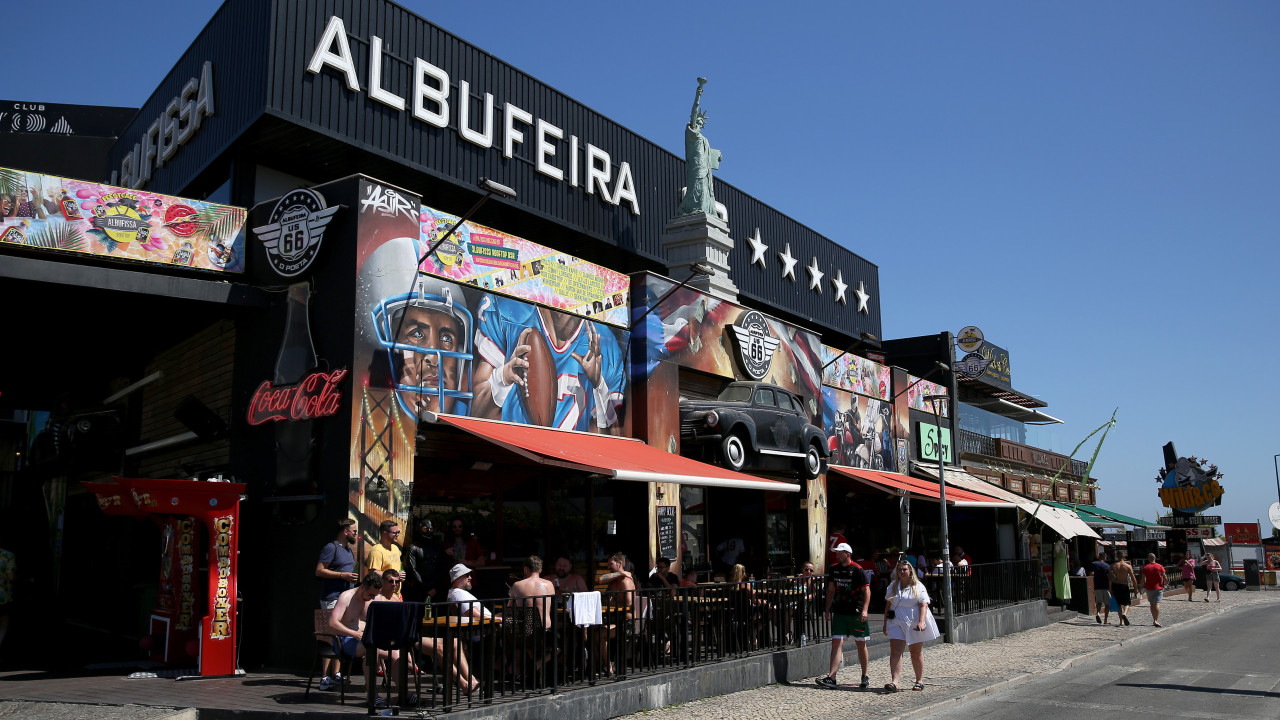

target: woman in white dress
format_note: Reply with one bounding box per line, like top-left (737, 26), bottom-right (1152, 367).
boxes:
top-left (881, 560), bottom-right (940, 691)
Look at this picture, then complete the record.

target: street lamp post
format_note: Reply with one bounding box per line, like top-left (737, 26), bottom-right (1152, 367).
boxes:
top-left (390, 177), bottom-right (516, 349)
top-left (923, 393), bottom-right (955, 644)
top-left (1273, 454), bottom-right (1280, 507)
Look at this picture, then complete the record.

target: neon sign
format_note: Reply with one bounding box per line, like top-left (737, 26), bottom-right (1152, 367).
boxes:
top-left (246, 368), bottom-right (347, 425)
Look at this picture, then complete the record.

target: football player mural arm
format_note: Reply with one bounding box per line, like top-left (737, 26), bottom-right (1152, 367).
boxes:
top-left (472, 296), bottom-right (531, 421)
top-left (583, 322), bottom-right (625, 434)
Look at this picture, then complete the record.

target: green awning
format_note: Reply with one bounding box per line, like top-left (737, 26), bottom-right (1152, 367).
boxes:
top-left (1048, 502), bottom-right (1166, 530)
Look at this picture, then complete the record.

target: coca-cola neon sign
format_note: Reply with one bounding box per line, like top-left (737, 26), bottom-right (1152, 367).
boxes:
top-left (247, 368), bottom-right (348, 425)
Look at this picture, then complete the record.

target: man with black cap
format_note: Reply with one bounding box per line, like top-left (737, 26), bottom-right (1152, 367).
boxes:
top-left (447, 563), bottom-right (492, 620)
top-left (817, 542), bottom-right (870, 689)
top-left (404, 518), bottom-right (443, 603)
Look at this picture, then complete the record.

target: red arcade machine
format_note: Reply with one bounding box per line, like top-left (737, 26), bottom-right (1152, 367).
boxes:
top-left (84, 478), bottom-right (245, 678)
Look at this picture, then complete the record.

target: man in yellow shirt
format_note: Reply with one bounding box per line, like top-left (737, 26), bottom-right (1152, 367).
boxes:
top-left (367, 520), bottom-right (405, 582)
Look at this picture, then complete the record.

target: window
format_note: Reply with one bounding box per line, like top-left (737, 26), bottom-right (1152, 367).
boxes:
top-left (754, 388), bottom-right (776, 407)
top-left (718, 384), bottom-right (752, 403)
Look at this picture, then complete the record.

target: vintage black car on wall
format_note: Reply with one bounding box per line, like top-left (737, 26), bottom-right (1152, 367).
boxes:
top-left (679, 381), bottom-right (830, 479)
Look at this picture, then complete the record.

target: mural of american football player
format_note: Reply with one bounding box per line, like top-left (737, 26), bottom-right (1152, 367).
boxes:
top-left (361, 235), bottom-right (474, 419)
top-left (473, 294), bottom-right (626, 433)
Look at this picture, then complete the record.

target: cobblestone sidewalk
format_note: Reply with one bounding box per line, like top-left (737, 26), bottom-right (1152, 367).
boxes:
top-left (621, 589), bottom-right (1279, 720)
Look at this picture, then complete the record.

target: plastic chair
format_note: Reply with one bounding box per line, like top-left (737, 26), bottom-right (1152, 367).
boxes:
top-left (305, 608), bottom-right (351, 704)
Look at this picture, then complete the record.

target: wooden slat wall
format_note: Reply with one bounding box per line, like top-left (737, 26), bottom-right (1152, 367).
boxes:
top-left (136, 320), bottom-right (235, 477)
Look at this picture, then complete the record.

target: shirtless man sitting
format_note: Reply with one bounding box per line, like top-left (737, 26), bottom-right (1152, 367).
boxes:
top-left (509, 556), bottom-right (556, 682)
top-left (329, 573), bottom-right (399, 703)
top-left (596, 552), bottom-right (636, 676)
top-left (550, 556), bottom-right (589, 594)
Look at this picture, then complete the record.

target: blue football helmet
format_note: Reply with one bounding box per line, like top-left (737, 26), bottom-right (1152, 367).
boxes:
top-left (362, 236), bottom-right (474, 418)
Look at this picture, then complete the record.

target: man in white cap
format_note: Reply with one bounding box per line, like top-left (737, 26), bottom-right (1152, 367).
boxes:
top-left (817, 542), bottom-right (870, 689)
top-left (447, 563), bottom-right (492, 620)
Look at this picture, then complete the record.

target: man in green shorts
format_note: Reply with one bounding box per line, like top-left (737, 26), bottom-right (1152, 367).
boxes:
top-left (817, 542), bottom-right (870, 688)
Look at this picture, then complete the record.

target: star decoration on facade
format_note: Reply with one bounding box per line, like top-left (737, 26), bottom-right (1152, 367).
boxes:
top-left (778, 243), bottom-right (797, 281)
top-left (806, 257), bottom-right (824, 292)
top-left (854, 280), bottom-right (870, 314)
top-left (831, 269), bottom-right (848, 304)
top-left (746, 228), bottom-right (768, 269)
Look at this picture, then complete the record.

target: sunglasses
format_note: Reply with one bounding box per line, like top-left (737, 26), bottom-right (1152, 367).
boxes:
top-left (387, 579), bottom-right (401, 585)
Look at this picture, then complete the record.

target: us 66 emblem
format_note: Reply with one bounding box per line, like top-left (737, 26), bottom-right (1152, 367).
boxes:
top-left (729, 310), bottom-right (780, 380)
top-left (253, 188), bottom-right (340, 277)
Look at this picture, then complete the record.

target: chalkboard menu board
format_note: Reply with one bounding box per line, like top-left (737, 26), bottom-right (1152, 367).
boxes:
top-left (656, 505), bottom-right (678, 560)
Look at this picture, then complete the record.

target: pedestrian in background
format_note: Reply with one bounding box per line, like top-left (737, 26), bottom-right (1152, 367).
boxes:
top-left (1108, 552), bottom-right (1137, 627)
top-left (1202, 553), bottom-right (1222, 602)
top-left (1141, 553), bottom-right (1167, 627)
top-left (1089, 552), bottom-right (1112, 625)
top-left (1177, 554), bottom-right (1197, 602)
top-left (881, 560), bottom-right (939, 692)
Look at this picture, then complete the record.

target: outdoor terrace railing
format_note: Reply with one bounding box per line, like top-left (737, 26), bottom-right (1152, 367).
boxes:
top-left (378, 577), bottom-right (831, 711)
top-left (356, 564), bottom-right (1044, 712)
top-left (919, 559), bottom-right (1041, 616)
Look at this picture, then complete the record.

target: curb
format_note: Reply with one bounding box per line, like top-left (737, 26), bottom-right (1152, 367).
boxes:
top-left (887, 598), bottom-right (1253, 720)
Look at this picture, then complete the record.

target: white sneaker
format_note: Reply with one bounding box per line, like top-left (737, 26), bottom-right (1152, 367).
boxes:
top-left (318, 676), bottom-right (335, 691)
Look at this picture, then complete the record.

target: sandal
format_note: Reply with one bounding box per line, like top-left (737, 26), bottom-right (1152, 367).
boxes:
top-left (912, 682), bottom-right (925, 691)
top-left (884, 682), bottom-right (898, 692)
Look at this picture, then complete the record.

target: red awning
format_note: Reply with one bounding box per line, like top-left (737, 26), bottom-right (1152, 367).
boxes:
top-left (434, 415), bottom-right (801, 493)
top-left (827, 466), bottom-right (1008, 507)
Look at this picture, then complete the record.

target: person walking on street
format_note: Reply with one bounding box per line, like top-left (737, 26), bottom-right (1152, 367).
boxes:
top-left (1108, 552), bottom-right (1137, 627)
top-left (1088, 552), bottom-right (1112, 625)
top-left (882, 560), bottom-right (940, 692)
top-left (816, 543), bottom-right (870, 689)
top-left (1177, 554), bottom-right (1197, 602)
top-left (1202, 553), bottom-right (1222, 602)
top-left (1141, 553), bottom-right (1167, 627)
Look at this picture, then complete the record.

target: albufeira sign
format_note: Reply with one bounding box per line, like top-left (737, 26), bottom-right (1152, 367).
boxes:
top-left (306, 16), bottom-right (640, 215)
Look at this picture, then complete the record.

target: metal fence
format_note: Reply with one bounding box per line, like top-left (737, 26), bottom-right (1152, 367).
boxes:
top-left (361, 578), bottom-right (829, 711)
top-left (920, 560), bottom-right (1041, 615)
top-left (355, 563), bottom-right (1041, 711)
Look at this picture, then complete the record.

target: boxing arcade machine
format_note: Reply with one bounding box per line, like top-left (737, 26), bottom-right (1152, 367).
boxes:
top-left (83, 478), bottom-right (245, 678)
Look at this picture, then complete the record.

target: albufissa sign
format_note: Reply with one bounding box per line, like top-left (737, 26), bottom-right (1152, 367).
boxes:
top-left (117, 62), bottom-right (215, 190)
top-left (306, 16), bottom-right (640, 216)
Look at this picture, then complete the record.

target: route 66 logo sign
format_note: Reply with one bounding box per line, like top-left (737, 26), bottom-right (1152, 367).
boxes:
top-left (253, 188), bottom-right (340, 277)
top-left (729, 310), bottom-right (780, 380)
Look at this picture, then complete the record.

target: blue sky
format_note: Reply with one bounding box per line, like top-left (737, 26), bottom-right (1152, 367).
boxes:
top-left (5, 1), bottom-right (1278, 530)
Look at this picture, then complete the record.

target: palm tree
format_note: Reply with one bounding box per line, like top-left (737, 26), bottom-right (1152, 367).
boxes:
top-left (196, 205), bottom-right (246, 245)
top-left (25, 221), bottom-right (87, 252)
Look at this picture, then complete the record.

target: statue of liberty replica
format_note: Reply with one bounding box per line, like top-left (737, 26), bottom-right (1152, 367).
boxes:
top-left (664, 77), bottom-right (737, 301)
top-left (678, 77), bottom-right (723, 216)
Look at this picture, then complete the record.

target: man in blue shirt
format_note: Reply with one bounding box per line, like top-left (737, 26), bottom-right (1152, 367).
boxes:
top-left (315, 518), bottom-right (359, 690)
top-left (1089, 552), bottom-right (1112, 625)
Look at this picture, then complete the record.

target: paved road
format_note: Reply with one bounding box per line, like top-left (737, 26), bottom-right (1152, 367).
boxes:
top-left (619, 590), bottom-right (1280, 720)
top-left (914, 602), bottom-right (1279, 720)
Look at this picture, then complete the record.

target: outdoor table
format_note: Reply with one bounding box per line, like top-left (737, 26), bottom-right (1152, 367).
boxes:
top-left (422, 615), bottom-right (502, 708)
